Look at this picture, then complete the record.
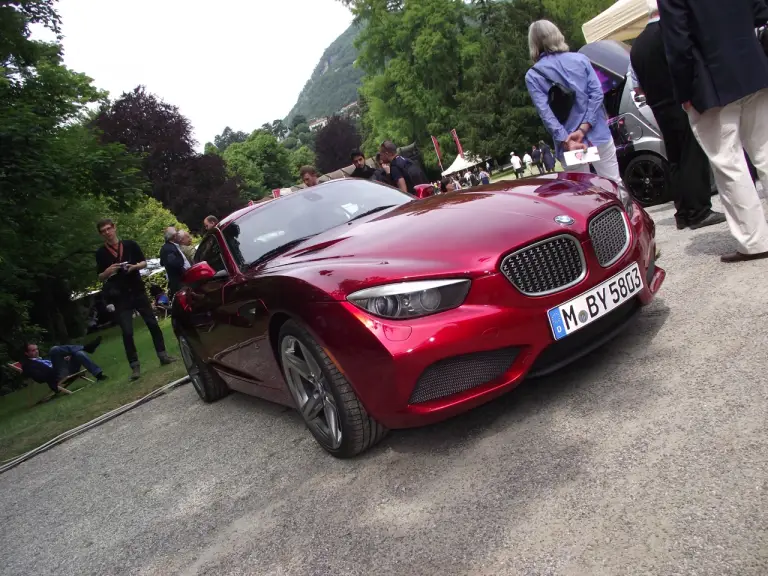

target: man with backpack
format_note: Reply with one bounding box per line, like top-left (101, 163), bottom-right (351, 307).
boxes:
top-left (378, 140), bottom-right (427, 195)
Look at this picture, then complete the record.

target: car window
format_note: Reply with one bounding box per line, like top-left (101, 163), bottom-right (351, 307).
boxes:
top-left (194, 235), bottom-right (226, 272)
top-left (223, 179), bottom-right (412, 269)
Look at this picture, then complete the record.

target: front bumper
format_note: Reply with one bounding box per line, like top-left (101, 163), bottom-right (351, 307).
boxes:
top-left (309, 204), bottom-right (665, 430)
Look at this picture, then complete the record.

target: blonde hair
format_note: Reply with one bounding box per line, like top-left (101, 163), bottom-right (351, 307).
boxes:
top-left (528, 20), bottom-right (569, 62)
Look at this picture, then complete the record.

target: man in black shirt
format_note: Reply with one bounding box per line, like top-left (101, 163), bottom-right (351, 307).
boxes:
top-left (350, 149), bottom-right (375, 179)
top-left (95, 218), bottom-right (175, 380)
top-left (630, 9), bottom-right (724, 230)
top-left (378, 141), bottom-right (412, 194)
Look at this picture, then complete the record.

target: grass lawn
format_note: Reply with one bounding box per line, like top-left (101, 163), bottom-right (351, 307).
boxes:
top-left (0, 318), bottom-right (188, 462)
top-left (490, 162), bottom-right (564, 184)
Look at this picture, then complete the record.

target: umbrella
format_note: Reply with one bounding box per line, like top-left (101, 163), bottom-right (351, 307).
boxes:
top-left (578, 40), bottom-right (631, 80)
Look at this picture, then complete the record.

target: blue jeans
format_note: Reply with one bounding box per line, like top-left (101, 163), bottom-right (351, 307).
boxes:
top-left (49, 345), bottom-right (102, 381)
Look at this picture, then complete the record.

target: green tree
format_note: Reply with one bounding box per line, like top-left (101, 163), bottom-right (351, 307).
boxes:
top-left (222, 130), bottom-right (294, 199)
top-left (0, 2), bottom-right (146, 360)
top-left (457, 0), bottom-right (554, 161)
top-left (290, 146), bottom-right (316, 180)
top-left (290, 114), bottom-right (307, 130)
top-left (281, 135), bottom-right (299, 150)
top-left (116, 196), bottom-right (185, 257)
top-left (94, 87), bottom-right (243, 229)
top-left (213, 126), bottom-right (249, 153)
top-left (344, 0), bottom-right (472, 169)
top-left (542, 0), bottom-right (615, 48)
top-left (314, 116), bottom-right (361, 174)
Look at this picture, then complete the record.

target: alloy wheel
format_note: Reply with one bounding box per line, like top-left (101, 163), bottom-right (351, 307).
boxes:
top-left (280, 335), bottom-right (342, 450)
top-left (625, 159), bottom-right (667, 206)
top-left (179, 336), bottom-right (205, 398)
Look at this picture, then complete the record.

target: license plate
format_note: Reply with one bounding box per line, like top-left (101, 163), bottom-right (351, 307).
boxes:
top-left (547, 262), bottom-right (643, 340)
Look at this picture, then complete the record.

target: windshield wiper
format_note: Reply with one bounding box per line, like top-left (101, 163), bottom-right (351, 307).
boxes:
top-left (348, 205), bottom-right (396, 222)
top-left (247, 235), bottom-right (317, 268)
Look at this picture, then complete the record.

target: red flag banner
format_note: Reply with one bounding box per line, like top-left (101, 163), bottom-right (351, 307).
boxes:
top-left (431, 135), bottom-right (444, 170)
top-left (451, 129), bottom-right (464, 158)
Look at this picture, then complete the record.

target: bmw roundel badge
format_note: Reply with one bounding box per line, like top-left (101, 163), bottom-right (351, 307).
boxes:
top-left (554, 215), bottom-right (575, 225)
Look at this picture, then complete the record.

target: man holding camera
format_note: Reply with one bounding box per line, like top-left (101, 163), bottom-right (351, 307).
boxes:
top-left (95, 218), bottom-right (176, 380)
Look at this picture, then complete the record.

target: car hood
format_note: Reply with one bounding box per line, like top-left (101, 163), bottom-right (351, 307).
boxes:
top-left (261, 174), bottom-right (623, 296)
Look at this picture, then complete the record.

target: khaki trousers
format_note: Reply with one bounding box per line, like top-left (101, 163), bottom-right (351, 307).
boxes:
top-left (687, 88), bottom-right (768, 254)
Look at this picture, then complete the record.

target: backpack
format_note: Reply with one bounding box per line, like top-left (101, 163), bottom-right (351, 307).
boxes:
top-left (529, 65), bottom-right (575, 124)
top-left (392, 156), bottom-right (428, 195)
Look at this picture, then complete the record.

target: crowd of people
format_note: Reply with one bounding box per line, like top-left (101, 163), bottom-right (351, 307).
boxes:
top-left (524, 6), bottom-right (768, 262)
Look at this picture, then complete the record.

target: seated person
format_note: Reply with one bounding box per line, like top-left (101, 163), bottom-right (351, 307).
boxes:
top-left (350, 149), bottom-right (375, 179)
top-left (149, 284), bottom-right (170, 306)
top-left (440, 177), bottom-right (456, 194)
top-left (371, 154), bottom-right (392, 186)
top-left (20, 338), bottom-right (106, 395)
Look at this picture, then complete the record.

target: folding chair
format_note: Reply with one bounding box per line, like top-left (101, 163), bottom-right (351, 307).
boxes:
top-left (8, 362), bottom-right (94, 403)
top-left (154, 302), bottom-right (171, 320)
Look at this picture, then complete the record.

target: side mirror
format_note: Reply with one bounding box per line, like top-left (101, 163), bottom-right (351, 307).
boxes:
top-left (414, 184), bottom-right (435, 198)
top-left (183, 262), bottom-right (215, 285)
top-left (213, 269), bottom-right (228, 279)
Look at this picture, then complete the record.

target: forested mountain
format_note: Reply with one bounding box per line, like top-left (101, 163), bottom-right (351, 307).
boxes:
top-left (285, 24), bottom-right (364, 123)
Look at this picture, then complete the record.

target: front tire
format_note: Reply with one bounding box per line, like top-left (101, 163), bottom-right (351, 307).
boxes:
top-left (624, 154), bottom-right (671, 207)
top-left (178, 334), bottom-right (229, 403)
top-left (278, 320), bottom-right (387, 458)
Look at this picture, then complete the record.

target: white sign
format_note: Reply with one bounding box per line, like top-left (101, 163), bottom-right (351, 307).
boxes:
top-left (563, 146), bottom-right (601, 167)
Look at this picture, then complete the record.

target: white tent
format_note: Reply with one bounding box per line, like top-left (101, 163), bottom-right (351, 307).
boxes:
top-left (582, 0), bottom-right (657, 44)
top-left (441, 154), bottom-right (485, 176)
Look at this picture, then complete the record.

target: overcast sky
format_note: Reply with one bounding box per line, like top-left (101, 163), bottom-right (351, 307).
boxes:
top-left (42, 0), bottom-right (354, 148)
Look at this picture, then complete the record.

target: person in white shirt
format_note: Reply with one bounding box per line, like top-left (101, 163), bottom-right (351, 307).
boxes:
top-left (510, 152), bottom-right (523, 179)
top-left (176, 230), bottom-right (196, 263)
top-left (523, 152), bottom-right (533, 175)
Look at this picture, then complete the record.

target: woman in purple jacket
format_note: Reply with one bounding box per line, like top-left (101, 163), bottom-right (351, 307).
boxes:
top-left (525, 20), bottom-right (620, 181)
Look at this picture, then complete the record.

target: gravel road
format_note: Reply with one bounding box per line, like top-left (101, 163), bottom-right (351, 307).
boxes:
top-left (2, 198), bottom-right (768, 576)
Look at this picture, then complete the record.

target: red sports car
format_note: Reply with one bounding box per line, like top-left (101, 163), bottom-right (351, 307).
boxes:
top-left (173, 175), bottom-right (665, 457)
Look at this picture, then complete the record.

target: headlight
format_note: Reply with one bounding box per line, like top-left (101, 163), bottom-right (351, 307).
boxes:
top-left (348, 279), bottom-right (471, 320)
top-left (617, 182), bottom-right (634, 218)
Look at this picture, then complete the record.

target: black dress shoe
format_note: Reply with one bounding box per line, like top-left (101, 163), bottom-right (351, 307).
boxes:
top-left (689, 211), bottom-right (726, 230)
top-left (721, 250), bottom-right (768, 263)
top-left (83, 336), bottom-right (103, 354)
top-left (675, 219), bottom-right (688, 230)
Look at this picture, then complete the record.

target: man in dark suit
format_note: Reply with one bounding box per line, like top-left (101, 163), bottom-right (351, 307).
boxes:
top-left (630, 9), bottom-right (725, 230)
top-left (159, 227), bottom-right (190, 298)
top-left (659, 0), bottom-right (768, 262)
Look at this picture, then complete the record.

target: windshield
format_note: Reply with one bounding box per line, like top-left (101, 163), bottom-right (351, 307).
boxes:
top-left (222, 179), bottom-right (412, 269)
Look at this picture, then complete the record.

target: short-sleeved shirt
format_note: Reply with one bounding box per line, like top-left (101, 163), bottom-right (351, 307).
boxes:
top-left (95, 239), bottom-right (146, 297)
top-left (389, 156), bottom-right (411, 193)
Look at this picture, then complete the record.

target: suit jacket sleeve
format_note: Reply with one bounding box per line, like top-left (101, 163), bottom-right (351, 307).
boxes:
top-left (160, 244), bottom-right (185, 275)
top-left (754, 0), bottom-right (768, 25)
top-left (658, 0), bottom-right (695, 105)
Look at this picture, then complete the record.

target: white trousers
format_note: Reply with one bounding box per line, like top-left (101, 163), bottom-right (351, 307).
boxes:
top-left (566, 140), bottom-right (622, 183)
top-left (687, 88), bottom-right (768, 254)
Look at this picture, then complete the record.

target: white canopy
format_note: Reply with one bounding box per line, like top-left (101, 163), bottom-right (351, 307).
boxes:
top-left (582, 0), bottom-right (657, 44)
top-left (441, 154), bottom-right (484, 176)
